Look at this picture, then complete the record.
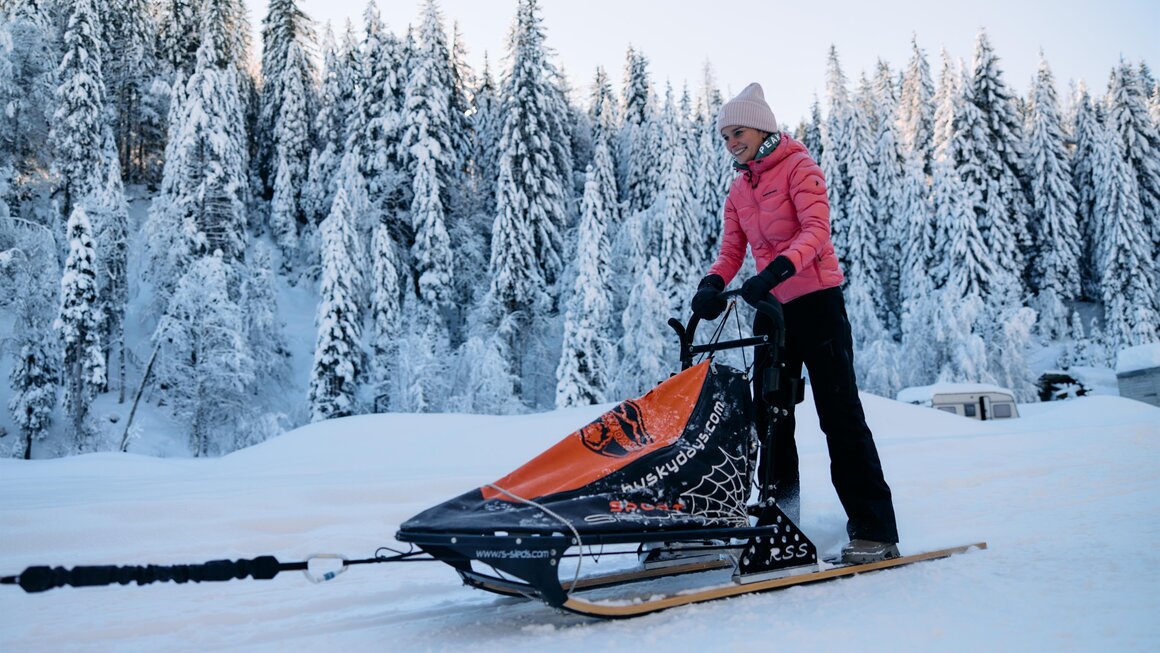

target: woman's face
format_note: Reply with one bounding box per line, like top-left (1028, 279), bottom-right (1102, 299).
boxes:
top-left (720, 125), bottom-right (767, 164)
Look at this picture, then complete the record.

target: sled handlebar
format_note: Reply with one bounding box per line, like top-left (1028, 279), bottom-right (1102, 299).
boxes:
top-left (670, 289), bottom-right (785, 371)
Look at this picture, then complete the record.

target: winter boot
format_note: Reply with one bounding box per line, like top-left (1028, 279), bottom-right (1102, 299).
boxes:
top-left (840, 539), bottom-right (900, 564)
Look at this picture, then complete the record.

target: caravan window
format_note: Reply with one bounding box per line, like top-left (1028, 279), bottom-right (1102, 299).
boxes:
top-left (963, 403), bottom-right (977, 417)
top-left (992, 403), bottom-right (1013, 418)
top-left (937, 406), bottom-right (956, 414)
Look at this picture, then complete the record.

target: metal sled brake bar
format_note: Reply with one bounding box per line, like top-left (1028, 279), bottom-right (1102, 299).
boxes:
top-left (559, 542), bottom-right (988, 618)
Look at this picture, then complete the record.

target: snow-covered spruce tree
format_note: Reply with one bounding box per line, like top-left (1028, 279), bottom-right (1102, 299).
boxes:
top-left (560, 71), bottom-right (593, 197)
top-left (155, 252), bottom-right (255, 456)
top-left (1150, 79), bottom-right (1160, 126)
top-left (91, 132), bottom-right (129, 400)
top-left (302, 25), bottom-right (349, 228)
top-left (515, 0), bottom-right (573, 288)
top-left (870, 61), bottom-right (905, 335)
top-left (820, 46), bottom-right (852, 265)
top-left (897, 36), bottom-right (935, 176)
top-left (693, 65), bottom-right (730, 265)
top-left (933, 292), bottom-right (995, 385)
top-left (332, 148), bottom-right (374, 259)
top-left (616, 257), bottom-right (671, 398)
top-left (1, 2), bottom-right (57, 197)
top-left (49, 0), bottom-right (109, 225)
top-left (844, 71), bottom-right (902, 394)
top-left (992, 305), bottom-right (1038, 400)
top-left (555, 163), bottom-right (615, 407)
top-left (0, 23), bottom-right (13, 254)
top-left (1057, 309), bottom-right (1087, 369)
top-left (656, 99), bottom-right (700, 312)
top-left (308, 187), bottom-right (366, 421)
top-left (486, 0), bottom-right (572, 337)
top-left (470, 56), bottom-right (502, 217)
top-left (447, 21), bottom-right (476, 152)
top-left (483, 190), bottom-right (547, 409)
top-left (7, 232), bottom-right (59, 459)
top-left (268, 39), bottom-right (314, 268)
top-left (202, 0), bottom-right (253, 76)
top-left (257, 0), bottom-right (315, 201)
top-left (403, 0), bottom-right (455, 314)
top-left (799, 98), bottom-right (824, 161)
top-left (1091, 117), bottom-right (1159, 349)
top-left (927, 56), bottom-right (995, 382)
top-left (967, 30), bottom-right (1031, 300)
top-left (588, 67), bottom-right (621, 223)
top-left (619, 46), bottom-right (653, 214)
top-left (443, 55), bottom-right (496, 319)
top-left (367, 223), bottom-right (402, 411)
top-left (103, 0), bottom-right (158, 182)
top-left (845, 280), bottom-right (901, 398)
top-left (897, 90), bottom-right (936, 342)
top-left (391, 297), bottom-right (451, 414)
top-left (1138, 63), bottom-right (1156, 101)
top-left (896, 118), bottom-right (939, 386)
top-left (588, 73), bottom-right (626, 334)
top-left (647, 82), bottom-right (678, 196)
top-left (1106, 59), bottom-right (1160, 262)
top-left (939, 57), bottom-right (996, 299)
top-left (1069, 82), bottom-right (1103, 299)
top-left (146, 19), bottom-right (249, 306)
top-left (844, 74), bottom-right (881, 308)
top-left (1024, 54), bottom-right (1081, 338)
top-left (445, 22), bottom-right (485, 270)
top-left (1086, 317), bottom-right (1113, 368)
top-left (136, 71), bottom-right (171, 182)
top-left (347, 4), bottom-right (408, 246)
top-left (588, 66), bottom-right (618, 159)
top-left (446, 311), bottom-right (522, 414)
top-left (242, 244), bottom-right (291, 401)
top-left (55, 206), bottom-right (105, 449)
top-left (896, 50), bottom-right (940, 387)
top-left (898, 264), bottom-right (940, 387)
top-left (156, 0), bottom-right (201, 73)
top-left (142, 69), bottom-right (189, 311)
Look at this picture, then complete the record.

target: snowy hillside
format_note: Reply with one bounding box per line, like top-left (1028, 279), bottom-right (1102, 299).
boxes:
top-left (2, 390), bottom-right (1157, 652)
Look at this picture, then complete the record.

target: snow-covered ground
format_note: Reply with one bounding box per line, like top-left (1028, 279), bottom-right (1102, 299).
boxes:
top-left (1, 389), bottom-right (1158, 652)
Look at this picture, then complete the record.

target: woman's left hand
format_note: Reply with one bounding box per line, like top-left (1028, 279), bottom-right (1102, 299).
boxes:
top-left (740, 273), bottom-right (776, 307)
top-left (740, 256), bottom-right (795, 307)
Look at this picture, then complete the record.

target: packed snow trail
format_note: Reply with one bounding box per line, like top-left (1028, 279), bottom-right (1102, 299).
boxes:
top-left (2, 394), bottom-right (1158, 652)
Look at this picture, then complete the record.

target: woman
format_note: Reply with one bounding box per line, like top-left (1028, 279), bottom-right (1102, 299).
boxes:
top-left (691, 82), bottom-right (899, 563)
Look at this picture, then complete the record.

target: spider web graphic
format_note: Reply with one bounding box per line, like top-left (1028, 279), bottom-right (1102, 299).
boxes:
top-left (681, 447), bottom-right (751, 526)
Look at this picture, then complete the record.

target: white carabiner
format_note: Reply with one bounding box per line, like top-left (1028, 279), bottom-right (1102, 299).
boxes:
top-left (303, 554), bottom-right (349, 584)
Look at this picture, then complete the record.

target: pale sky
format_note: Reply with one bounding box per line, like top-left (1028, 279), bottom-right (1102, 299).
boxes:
top-left (247, 0), bottom-right (1159, 127)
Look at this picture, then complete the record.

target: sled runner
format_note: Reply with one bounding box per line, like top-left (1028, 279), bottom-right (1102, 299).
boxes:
top-left (3, 291), bottom-right (986, 618)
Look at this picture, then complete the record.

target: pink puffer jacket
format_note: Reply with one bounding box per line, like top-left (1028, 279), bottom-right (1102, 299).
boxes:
top-left (707, 133), bottom-right (844, 303)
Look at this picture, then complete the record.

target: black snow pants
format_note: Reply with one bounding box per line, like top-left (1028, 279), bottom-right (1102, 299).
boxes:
top-left (751, 286), bottom-right (899, 544)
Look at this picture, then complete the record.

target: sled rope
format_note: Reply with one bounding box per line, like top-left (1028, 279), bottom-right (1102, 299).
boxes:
top-left (696, 300), bottom-right (738, 368)
top-left (1, 548), bottom-right (428, 593)
top-left (484, 483), bottom-right (584, 597)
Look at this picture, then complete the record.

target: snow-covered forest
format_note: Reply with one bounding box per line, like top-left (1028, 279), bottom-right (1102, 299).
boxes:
top-left (0, 0), bottom-right (1157, 459)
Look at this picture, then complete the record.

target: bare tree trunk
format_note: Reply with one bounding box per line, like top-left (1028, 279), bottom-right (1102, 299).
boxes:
top-left (120, 339), bottom-right (161, 452)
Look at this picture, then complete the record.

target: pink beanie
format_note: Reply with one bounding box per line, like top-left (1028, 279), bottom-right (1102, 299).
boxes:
top-left (716, 82), bottom-right (779, 134)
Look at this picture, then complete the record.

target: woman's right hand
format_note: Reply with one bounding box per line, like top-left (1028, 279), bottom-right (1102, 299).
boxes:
top-left (691, 274), bottom-right (727, 320)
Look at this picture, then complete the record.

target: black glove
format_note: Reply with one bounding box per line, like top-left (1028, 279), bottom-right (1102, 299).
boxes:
top-left (740, 256), bottom-right (795, 307)
top-left (691, 274), bottom-right (726, 321)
